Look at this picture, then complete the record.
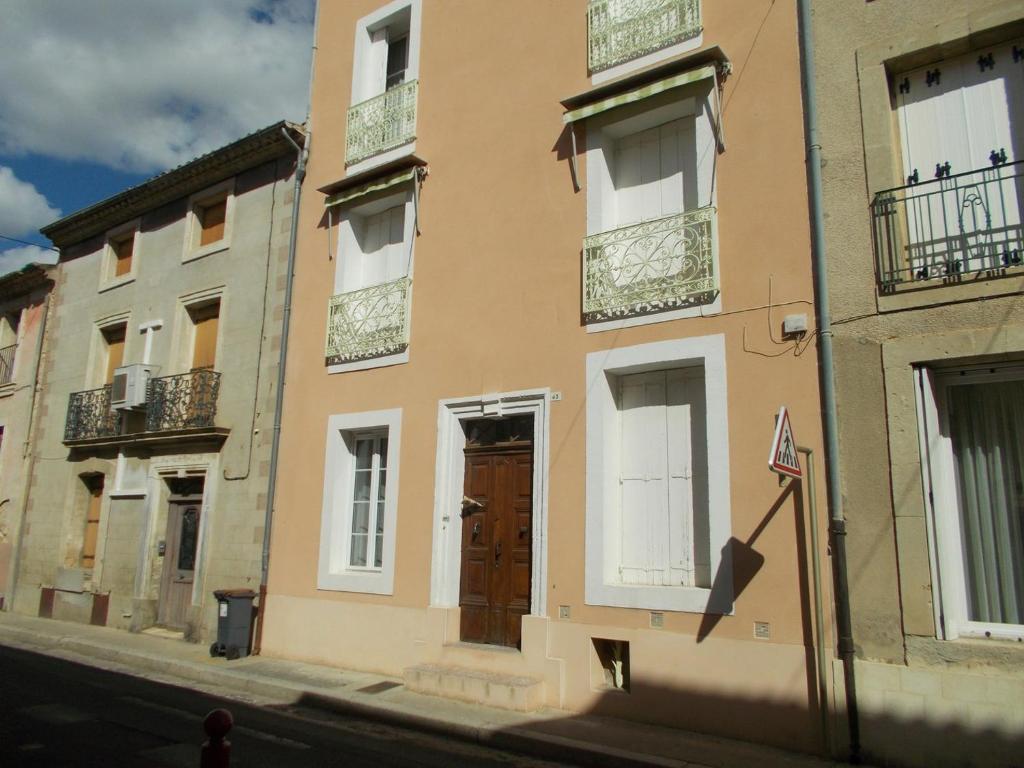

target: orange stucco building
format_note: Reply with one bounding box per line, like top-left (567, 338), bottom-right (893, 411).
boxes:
top-left (263, 0), bottom-right (833, 753)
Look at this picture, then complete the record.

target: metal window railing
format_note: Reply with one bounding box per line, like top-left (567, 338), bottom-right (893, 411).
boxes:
top-left (587, 0), bottom-right (702, 73)
top-left (583, 206), bottom-right (717, 322)
top-left (0, 344), bottom-right (15, 385)
top-left (145, 369), bottom-right (221, 432)
top-left (872, 160), bottom-right (1024, 289)
top-left (345, 80), bottom-right (418, 165)
top-left (326, 277), bottom-right (411, 365)
top-left (64, 386), bottom-right (119, 441)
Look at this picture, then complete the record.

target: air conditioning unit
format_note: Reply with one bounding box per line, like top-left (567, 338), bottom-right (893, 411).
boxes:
top-left (111, 363), bottom-right (157, 410)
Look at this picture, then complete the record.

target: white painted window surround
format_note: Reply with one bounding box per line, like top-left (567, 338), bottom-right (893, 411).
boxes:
top-left (329, 187), bottom-right (416, 374)
top-left (586, 336), bottom-right (731, 613)
top-left (585, 82), bottom-right (720, 330)
top-left (429, 390), bottom-right (550, 618)
top-left (916, 364), bottom-right (1024, 642)
top-left (319, 409), bottom-right (402, 595)
top-left (347, 0), bottom-right (422, 176)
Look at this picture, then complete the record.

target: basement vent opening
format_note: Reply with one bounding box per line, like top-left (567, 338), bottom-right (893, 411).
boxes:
top-left (357, 681), bottom-right (402, 695)
top-left (592, 638), bottom-right (630, 692)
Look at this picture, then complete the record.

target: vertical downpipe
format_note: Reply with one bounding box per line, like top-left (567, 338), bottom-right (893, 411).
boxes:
top-left (796, 0), bottom-right (861, 761)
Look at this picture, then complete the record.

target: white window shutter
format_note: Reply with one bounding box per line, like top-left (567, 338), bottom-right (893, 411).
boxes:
top-left (666, 369), bottom-right (697, 586)
top-left (367, 28), bottom-right (389, 99)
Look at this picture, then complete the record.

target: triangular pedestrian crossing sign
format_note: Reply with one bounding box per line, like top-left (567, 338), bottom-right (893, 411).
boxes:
top-left (769, 406), bottom-right (801, 479)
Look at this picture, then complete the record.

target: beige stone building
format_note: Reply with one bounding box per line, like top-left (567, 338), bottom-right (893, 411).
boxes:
top-left (0, 264), bottom-right (55, 610)
top-left (10, 123), bottom-right (303, 647)
top-left (812, 1), bottom-right (1024, 765)
top-left (262, 0), bottom-right (836, 754)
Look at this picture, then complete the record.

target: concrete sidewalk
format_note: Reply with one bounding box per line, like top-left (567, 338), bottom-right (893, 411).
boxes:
top-left (0, 612), bottom-right (858, 768)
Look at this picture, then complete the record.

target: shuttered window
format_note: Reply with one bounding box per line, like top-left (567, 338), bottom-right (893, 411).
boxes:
top-left (103, 325), bottom-right (126, 385)
top-left (81, 475), bottom-right (104, 569)
top-left (896, 39), bottom-right (1023, 178)
top-left (198, 198), bottom-right (227, 246)
top-left (352, 205), bottom-right (406, 290)
top-left (113, 235), bottom-right (134, 276)
top-left (613, 117), bottom-right (694, 226)
top-left (190, 302), bottom-right (220, 370)
top-left (618, 367), bottom-right (710, 587)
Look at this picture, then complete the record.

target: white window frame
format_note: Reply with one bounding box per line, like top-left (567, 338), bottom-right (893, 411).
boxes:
top-left (182, 179), bottom-right (235, 263)
top-left (584, 84), bottom-right (720, 332)
top-left (915, 364), bottom-right (1024, 642)
top-left (319, 408), bottom-right (402, 594)
top-left (347, 0), bottom-right (423, 176)
top-left (329, 187), bottom-right (416, 375)
top-left (585, 335), bottom-right (731, 613)
top-left (99, 219), bottom-right (140, 292)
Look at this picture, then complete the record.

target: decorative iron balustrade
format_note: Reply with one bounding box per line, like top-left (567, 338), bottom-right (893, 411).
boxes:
top-left (145, 369), bottom-right (221, 432)
top-left (326, 277), bottom-right (411, 365)
top-left (872, 161), bottom-right (1024, 289)
top-left (65, 386), bottom-right (119, 441)
top-left (0, 344), bottom-right (15, 385)
top-left (345, 80), bottom-right (418, 165)
top-left (583, 207), bottom-right (716, 322)
top-left (588, 0), bottom-right (702, 72)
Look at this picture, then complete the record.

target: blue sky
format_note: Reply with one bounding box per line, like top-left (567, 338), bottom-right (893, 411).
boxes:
top-left (0, 0), bottom-right (315, 275)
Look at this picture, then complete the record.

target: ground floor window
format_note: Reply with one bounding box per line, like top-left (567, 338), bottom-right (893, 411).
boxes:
top-left (585, 335), bottom-right (731, 613)
top-left (918, 366), bottom-right (1024, 637)
top-left (318, 409), bottom-right (402, 594)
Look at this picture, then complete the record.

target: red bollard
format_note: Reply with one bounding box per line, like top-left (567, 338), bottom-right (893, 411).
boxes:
top-left (200, 708), bottom-right (233, 768)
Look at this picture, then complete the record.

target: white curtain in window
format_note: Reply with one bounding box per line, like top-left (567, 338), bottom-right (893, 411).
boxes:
top-left (948, 380), bottom-right (1024, 625)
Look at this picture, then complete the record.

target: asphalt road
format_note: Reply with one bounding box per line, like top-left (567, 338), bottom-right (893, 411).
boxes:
top-left (0, 645), bottom-right (575, 767)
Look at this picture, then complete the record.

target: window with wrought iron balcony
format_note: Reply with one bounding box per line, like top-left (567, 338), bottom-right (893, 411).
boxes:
top-left (63, 308), bottom-right (224, 445)
top-left (0, 309), bottom-right (19, 386)
top-left (566, 55), bottom-right (725, 330)
top-left (587, 0), bottom-right (702, 77)
top-left (345, 2), bottom-right (421, 168)
top-left (871, 42), bottom-right (1023, 293)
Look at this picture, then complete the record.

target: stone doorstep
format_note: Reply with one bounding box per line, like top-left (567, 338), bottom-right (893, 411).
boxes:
top-left (404, 663), bottom-right (545, 713)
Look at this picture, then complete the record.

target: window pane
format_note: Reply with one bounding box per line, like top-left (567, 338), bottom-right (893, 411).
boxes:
top-left (350, 533), bottom-right (368, 567)
top-left (379, 437), bottom-right (389, 469)
top-left (178, 508), bottom-right (199, 571)
top-left (948, 379), bottom-right (1024, 625)
top-left (355, 438), bottom-right (373, 469)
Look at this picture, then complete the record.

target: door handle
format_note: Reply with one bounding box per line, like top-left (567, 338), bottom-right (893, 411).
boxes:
top-left (472, 521), bottom-right (481, 540)
top-left (494, 540), bottom-right (502, 567)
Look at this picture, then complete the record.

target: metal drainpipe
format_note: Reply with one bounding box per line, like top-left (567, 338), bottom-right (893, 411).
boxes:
top-left (796, 0), bottom-right (861, 761)
top-left (252, 126), bottom-right (307, 657)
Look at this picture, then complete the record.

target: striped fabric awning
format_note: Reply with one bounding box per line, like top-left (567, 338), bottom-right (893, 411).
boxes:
top-left (325, 167), bottom-right (418, 208)
top-left (563, 64), bottom-right (717, 124)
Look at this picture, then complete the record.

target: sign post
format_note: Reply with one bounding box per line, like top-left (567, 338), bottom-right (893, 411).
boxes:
top-left (768, 406), bottom-right (802, 479)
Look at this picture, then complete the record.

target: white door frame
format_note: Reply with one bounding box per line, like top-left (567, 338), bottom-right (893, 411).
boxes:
top-left (429, 389), bottom-right (551, 618)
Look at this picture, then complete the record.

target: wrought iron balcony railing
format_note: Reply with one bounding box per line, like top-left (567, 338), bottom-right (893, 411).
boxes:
top-left (0, 343), bottom-right (15, 385)
top-left (65, 386), bottom-right (119, 441)
top-left (583, 206), bottom-right (716, 322)
top-left (588, 0), bottom-right (702, 73)
top-left (326, 277), bottom-right (411, 365)
top-left (872, 161), bottom-right (1024, 289)
top-left (145, 369), bottom-right (221, 432)
top-left (345, 80), bottom-right (418, 165)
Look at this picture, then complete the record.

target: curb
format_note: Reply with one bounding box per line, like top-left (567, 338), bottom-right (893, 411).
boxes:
top-left (0, 624), bottom-right (695, 768)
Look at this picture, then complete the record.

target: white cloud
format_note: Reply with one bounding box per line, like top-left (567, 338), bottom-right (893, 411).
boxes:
top-left (0, 0), bottom-right (314, 174)
top-left (0, 244), bottom-right (58, 277)
top-left (0, 166), bottom-right (61, 236)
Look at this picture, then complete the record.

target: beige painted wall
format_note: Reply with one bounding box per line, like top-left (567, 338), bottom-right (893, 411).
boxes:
top-left (14, 158), bottom-right (294, 642)
top-left (813, 1), bottom-right (1024, 765)
top-left (265, 0), bottom-right (830, 753)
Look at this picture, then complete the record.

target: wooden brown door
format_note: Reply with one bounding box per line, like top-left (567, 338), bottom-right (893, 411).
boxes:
top-left (157, 501), bottom-right (201, 630)
top-left (459, 448), bottom-right (533, 648)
